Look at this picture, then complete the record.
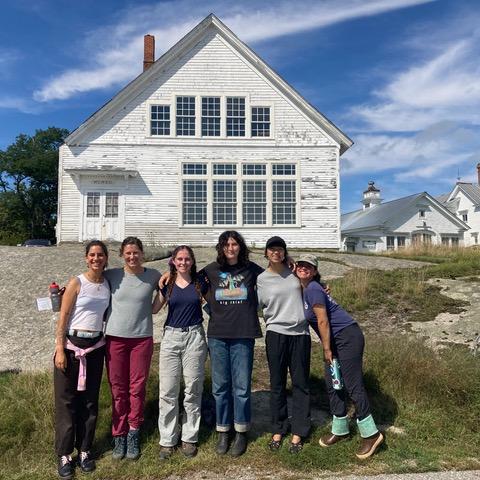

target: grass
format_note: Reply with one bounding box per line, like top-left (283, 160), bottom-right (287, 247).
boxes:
top-left (2, 338), bottom-right (480, 479)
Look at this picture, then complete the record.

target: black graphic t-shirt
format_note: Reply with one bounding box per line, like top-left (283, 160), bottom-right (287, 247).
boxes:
top-left (201, 261), bottom-right (264, 339)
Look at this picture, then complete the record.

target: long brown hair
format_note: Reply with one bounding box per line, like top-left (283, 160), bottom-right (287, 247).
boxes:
top-left (216, 230), bottom-right (250, 267)
top-left (166, 245), bottom-right (202, 301)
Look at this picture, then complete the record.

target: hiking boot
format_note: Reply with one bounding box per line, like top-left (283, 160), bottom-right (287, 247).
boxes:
top-left (112, 435), bottom-right (127, 460)
top-left (159, 446), bottom-right (175, 460)
top-left (229, 432), bottom-right (247, 457)
top-left (215, 431), bottom-right (230, 455)
top-left (58, 455), bottom-right (74, 480)
top-left (78, 451), bottom-right (96, 473)
top-left (288, 439), bottom-right (304, 454)
top-left (319, 433), bottom-right (349, 448)
top-left (181, 441), bottom-right (198, 458)
top-left (356, 432), bottom-right (384, 459)
top-left (126, 429), bottom-right (140, 460)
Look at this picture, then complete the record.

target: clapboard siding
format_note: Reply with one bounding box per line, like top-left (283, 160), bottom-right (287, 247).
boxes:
top-left (59, 144), bottom-right (340, 247)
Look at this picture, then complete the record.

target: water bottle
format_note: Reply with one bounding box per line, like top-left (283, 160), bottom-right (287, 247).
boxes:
top-left (49, 282), bottom-right (61, 312)
top-left (329, 358), bottom-right (343, 390)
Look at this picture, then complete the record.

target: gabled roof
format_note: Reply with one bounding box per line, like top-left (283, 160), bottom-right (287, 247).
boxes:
top-left (342, 192), bottom-right (469, 232)
top-left (65, 14), bottom-right (353, 153)
top-left (449, 183), bottom-right (480, 206)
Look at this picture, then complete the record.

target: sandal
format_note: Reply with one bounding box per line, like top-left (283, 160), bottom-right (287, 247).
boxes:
top-left (288, 439), bottom-right (304, 454)
top-left (268, 435), bottom-right (283, 451)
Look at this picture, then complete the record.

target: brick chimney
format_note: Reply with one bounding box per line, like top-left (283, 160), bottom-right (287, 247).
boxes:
top-left (477, 163), bottom-right (480, 185)
top-left (143, 34), bottom-right (155, 71)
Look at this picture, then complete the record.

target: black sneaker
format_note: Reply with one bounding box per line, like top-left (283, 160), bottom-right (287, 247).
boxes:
top-left (181, 441), bottom-right (198, 458)
top-left (58, 455), bottom-right (74, 480)
top-left (126, 429), bottom-right (140, 460)
top-left (112, 435), bottom-right (127, 460)
top-left (229, 432), bottom-right (247, 457)
top-left (78, 451), bottom-right (96, 473)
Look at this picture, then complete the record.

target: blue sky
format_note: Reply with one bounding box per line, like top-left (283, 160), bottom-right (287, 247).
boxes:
top-left (1, 0), bottom-right (479, 212)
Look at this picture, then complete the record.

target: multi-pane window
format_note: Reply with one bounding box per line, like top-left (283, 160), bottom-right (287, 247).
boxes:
top-left (213, 164), bottom-right (237, 175)
top-left (213, 181), bottom-right (237, 225)
top-left (183, 180), bottom-right (207, 224)
top-left (397, 236), bottom-right (406, 249)
top-left (183, 163), bottom-right (207, 175)
top-left (202, 97), bottom-right (220, 136)
top-left (273, 164), bottom-right (296, 175)
top-left (251, 107), bottom-right (270, 137)
top-left (150, 105), bottom-right (170, 135)
top-left (180, 162), bottom-right (297, 226)
top-left (226, 97), bottom-right (245, 137)
top-left (86, 192), bottom-right (100, 218)
top-left (176, 96), bottom-right (195, 136)
top-left (105, 193), bottom-right (119, 218)
top-left (243, 164), bottom-right (266, 175)
top-left (243, 181), bottom-right (266, 224)
top-left (273, 181), bottom-right (296, 224)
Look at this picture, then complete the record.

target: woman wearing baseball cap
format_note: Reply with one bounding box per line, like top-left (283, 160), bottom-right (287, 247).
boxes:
top-left (296, 254), bottom-right (383, 460)
top-left (257, 236), bottom-right (311, 453)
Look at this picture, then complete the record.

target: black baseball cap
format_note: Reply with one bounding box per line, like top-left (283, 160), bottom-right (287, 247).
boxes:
top-left (265, 236), bottom-right (287, 250)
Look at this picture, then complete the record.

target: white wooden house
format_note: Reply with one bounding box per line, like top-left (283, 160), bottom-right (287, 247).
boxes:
top-left (438, 165), bottom-right (480, 246)
top-left (341, 182), bottom-right (469, 252)
top-left (56, 14), bottom-right (352, 247)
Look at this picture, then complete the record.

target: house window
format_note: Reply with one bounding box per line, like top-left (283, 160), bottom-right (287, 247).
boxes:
top-left (202, 97), bottom-right (220, 136)
top-left (471, 233), bottom-right (478, 244)
top-left (226, 97), bottom-right (245, 137)
top-left (273, 180), bottom-right (296, 224)
top-left (462, 213), bottom-right (468, 222)
top-left (397, 236), bottom-right (406, 249)
top-left (86, 192), bottom-right (100, 218)
top-left (176, 96), bottom-right (195, 136)
top-left (451, 237), bottom-right (459, 246)
top-left (180, 161), bottom-right (298, 226)
top-left (213, 180), bottom-right (237, 225)
top-left (151, 105), bottom-right (170, 135)
top-left (243, 164), bottom-right (266, 175)
top-left (105, 192), bottom-right (119, 218)
top-left (413, 233), bottom-right (431, 244)
top-left (251, 107), bottom-right (270, 137)
top-left (386, 236), bottom-right (395, 250)
top-left (362, 240), bottom-right (376, 249)
top-left (243, 180), bottom-right (267, 224)
top-left (213, 164), bottom-right (237, 175)
top-left (418, 209), bottom-right (425, 218)
top-left (182, 180), bottom-right (207, 224)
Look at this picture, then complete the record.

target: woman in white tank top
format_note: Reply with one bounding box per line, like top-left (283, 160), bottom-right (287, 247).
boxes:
top-left (53, 240), bottom-right (110, 479)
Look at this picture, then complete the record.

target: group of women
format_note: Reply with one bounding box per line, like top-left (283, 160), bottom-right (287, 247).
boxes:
top-left (53, 231), bottom-right (383, 479)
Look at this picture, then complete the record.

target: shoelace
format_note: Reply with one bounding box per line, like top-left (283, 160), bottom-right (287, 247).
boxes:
top-left (79, 451), bottom-right (90, 461)
top-left (60, 455), bottom-right (72, 466)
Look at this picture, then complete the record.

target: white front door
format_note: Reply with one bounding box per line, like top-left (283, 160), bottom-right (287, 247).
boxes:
top-left (84, 191), bottom-right (122, 241)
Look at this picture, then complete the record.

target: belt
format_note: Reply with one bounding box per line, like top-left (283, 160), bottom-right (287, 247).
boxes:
top-left (164, 324), bottom-right (202, 333)
top-left (68, 329), bottom-right (103, 339)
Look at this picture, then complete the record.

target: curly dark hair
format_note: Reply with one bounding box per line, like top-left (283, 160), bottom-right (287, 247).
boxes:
top-left (216, 230), bottom-right (250, 267)
top-left (166, 245), bottom-right (202, 301)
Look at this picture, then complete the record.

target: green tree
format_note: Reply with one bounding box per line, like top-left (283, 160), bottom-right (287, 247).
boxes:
top-left (0, 127), bottom-right (69, 245)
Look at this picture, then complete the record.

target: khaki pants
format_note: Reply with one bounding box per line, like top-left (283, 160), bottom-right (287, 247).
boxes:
top-left (158, 324), bottom-right (208, 446)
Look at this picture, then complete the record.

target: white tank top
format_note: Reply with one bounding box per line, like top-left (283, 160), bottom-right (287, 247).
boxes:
top-left (67, 274), bottom-right (110, 331)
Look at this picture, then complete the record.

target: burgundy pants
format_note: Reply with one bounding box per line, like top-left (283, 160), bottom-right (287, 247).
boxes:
top-left (105, 335), bottom-right (153, 436)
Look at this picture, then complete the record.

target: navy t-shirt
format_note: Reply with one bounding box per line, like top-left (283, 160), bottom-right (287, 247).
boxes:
top-left (303, 281), bottom-right (355, 337)
top-left (161, 278), bottom-right (208, 329)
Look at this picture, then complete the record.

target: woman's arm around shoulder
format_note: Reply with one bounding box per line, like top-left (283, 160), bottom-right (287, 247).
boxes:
top-left (54, 276), bottom-right (80, 371)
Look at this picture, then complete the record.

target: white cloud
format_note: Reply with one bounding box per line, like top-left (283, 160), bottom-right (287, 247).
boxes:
top-left (33, 0), bottom-right (436, 102)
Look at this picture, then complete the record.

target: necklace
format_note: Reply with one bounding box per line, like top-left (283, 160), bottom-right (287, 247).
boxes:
top-left (85, 272), bottom-right (104, 290)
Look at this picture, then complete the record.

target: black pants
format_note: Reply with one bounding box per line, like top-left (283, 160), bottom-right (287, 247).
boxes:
top-left (265, 331), bottom-right (311, 437)
top-left (54, 341), bottom-right (105, 456)
top-left (318, 323), bottom-right (371, 421)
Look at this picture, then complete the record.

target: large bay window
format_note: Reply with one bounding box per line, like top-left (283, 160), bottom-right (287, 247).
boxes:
top-left (181, 162), bottom-right (299, 226)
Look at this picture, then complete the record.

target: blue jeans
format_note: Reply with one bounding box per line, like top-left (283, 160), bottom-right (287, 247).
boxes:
top-left (208, 338), bottom-right (255, 432)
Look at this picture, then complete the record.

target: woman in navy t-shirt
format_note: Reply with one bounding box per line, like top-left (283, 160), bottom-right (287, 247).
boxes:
top-left (296, 254), bottom-right (384, 460)
top-left (153, 245), bottom-right (208, 460)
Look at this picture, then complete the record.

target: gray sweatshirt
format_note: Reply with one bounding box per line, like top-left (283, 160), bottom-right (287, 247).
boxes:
top-left (257, 268), bottom-right (309, 336)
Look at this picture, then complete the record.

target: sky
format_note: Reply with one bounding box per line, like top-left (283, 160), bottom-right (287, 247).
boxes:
top-left (1, 0), bottom-right (479, 212)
